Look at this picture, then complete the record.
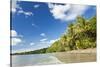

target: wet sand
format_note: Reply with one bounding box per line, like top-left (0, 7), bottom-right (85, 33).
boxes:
top-left (53, 48), bottom-right (96, 63)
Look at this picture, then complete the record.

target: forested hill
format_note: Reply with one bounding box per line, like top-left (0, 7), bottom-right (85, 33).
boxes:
top-left (12, 16), bottom-right (96, 55)
top-left (46, 16), bottom-right (96, 53)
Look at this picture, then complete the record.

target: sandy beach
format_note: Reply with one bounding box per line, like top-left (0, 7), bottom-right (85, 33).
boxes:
top-left (52, 48), bottom-right (96, 63)
top-left (53, 48), bottom-right (96, 54)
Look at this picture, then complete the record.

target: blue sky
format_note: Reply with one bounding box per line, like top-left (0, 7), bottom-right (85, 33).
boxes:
top-left (11, 1), bottom-right (96, 53)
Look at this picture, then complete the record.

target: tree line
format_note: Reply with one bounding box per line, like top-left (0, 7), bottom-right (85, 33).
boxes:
top-left (46, 16), bottom-right (96, 53)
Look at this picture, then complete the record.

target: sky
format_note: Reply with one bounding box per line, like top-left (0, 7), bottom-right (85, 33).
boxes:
top-left (11, 0), bottom-right (96, 53)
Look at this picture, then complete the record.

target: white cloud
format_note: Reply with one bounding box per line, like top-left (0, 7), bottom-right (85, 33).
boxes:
top-left (48, 3), bottom-right (89, 21)
top-left (12, 8), bottom-right (16, 13)
top-left (40, 39), bottom-right (58, 45)
top-left (65, 5), bottom-right (89, 21)
top-left (32, 23), bottom-right (38, 28)
top-left (11, 30), bottom-right (17, 37)
top-left (32, 23), bottom-right (36, 26)
top-left (34, 4), bottom-right (40, 8)
top-left (17, 10), bottom-right (24, 14)
top-left (17, 9), bottom-right (33, 16)
top-left (12, 39), bottom-right (59, 53)
top-left (11, 0), bottom-right (17, 13)
top-left (11, 29), bottom-right (23, 37)
top-left (11, 0), bottom-right (22, 13)
top-left (48, 4), bottom-right (71, 20)
top-left (49, 39), bottom-right (57, 44)
top-left (11, 30), bottom-right (22, 46)
top-left (24, 12), bottom-right (33, 16)
top-left (40, 33), bottom-right (46, 37)
top-left (40, 38), bottom-right (47, 42)
top-left (11, 0), bottom-right (33, 17)
top-left (12, 38), bottom-right (22, 46)
top-left (30, 42), bottom-right (35, 46)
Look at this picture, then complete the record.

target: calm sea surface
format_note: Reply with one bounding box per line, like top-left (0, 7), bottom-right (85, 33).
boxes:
top-left (12, 53), bottom-right (96, 67)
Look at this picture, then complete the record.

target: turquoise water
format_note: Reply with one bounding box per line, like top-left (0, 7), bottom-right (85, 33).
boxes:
top-left (12, 53), bottom-right (96, 67)
top-left (12, 54), bottom-right (62, 67)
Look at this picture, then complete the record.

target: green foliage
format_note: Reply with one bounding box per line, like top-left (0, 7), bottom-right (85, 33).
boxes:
top-left (46, 16), bottom-right (96, 53)
top-left (12, 48), bottom-right (48, 55)
top-left (46, 40), bottom-right (65, 53)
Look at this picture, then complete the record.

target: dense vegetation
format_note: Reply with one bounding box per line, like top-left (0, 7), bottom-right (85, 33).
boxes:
top-left (46, 16), bottom-right (96, 53)
top-left (12, 48), bottom-right (48, 55)
top-left (12, 16), bottom-right (96, 55)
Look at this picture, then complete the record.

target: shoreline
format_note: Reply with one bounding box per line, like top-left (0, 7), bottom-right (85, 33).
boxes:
top-left (54, 48), bottom-right (96, 54)
top-left (11, 48), bottom-right (96, 55)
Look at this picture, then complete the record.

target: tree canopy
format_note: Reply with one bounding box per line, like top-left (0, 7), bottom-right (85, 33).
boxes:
top-left (46, 16), bottom-right (96, 53)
